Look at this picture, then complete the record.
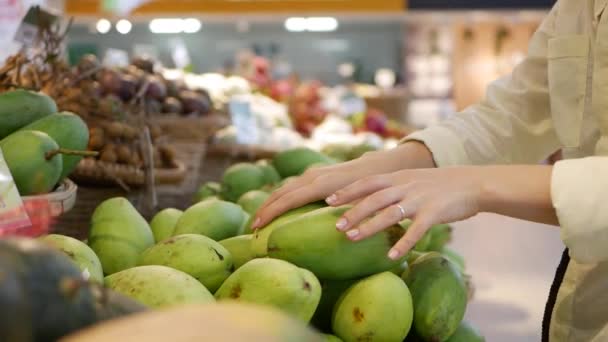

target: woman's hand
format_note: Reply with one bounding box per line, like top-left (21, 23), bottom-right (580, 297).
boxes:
top-left (326, 165), bottom-right (556, 260)
top-left (252, 142), bottom-right (436, 229)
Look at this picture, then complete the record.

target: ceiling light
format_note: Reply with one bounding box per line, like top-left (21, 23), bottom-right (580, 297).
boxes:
top-left (150, 18), bottom-right (184, 34)
top-left (96, 18), bottom-right (111, 34)
top-left (116, 19), bottom-right (132, 34)
top-left (183, 18), bottom-right (202, 33)
top-left (306, 17), bottom-right (338, 32)
top-left (285, 17), bottom-right (307, 32)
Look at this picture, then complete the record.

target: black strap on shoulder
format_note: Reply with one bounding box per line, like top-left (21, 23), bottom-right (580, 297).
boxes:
top-left (541, 248), bottom-right (571, 342)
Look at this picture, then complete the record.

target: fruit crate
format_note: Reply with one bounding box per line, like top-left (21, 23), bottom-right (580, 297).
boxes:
top-left (200, 143), bottom-right (278, 183)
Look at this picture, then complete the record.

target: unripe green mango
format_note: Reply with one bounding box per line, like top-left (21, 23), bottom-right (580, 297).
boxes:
top-left (88, 197), bottom-right (154, 275)
top-left (256, 159), bottom-right (281, 185)
top-left (237, 190), bottom-right (269, 215)
top-left (272, 147), bottom-right (333, 178)
top-left (403, 252), bottom-right (467, 342)
top-left (173, 199), bottom-right (248, 241)
top-left (332, 272), bottom-right (413, 342)
top-left (221, 163), bottom-right (266, 202)
top-left (445, 321), bottom-right (485, 342)
top-left (39, 234), bottom-right (104, 283)
top-left (149, 208), bottom-right (183, 243)
top-left (322, 334), bottom-right (343, 342)
top-left (20, 112), bottom-right (89, 180)
top-left (219, 234), bottom-right (255, 270)
top-left (215, 258), bottom-right (321, 322)
top-left (0, 130), bottom-right (62, 195)
top-left (267, 206), bottom-right (407, 280)
top-left (311, 278), bottom-right (359, 333)
top-left (0, 90), bottom-right (57, 139)
top-left (427, 224), bottom-right (452, 252)
top-left (250, 202), bottom-right (325, 256)
top-left (105, 265), bottom-right (214, 308)
top-left (138, 234), bottom-right (233, 293)
top-left (194, 181), bottom-right (222, 203)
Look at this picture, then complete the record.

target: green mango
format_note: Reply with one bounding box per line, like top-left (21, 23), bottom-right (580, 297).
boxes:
top-left (20, 112), bottom-right (89, 180)
top-left (256, 159), bottom-right (281, 185)
top-left (194, 182), bottom-right (222, 203)
top-left (427, 224), bottom-right (453, 251)
top-left (219, 234), bottom-right (255, 270)
top-left (237, 190), bottom-right (269, 215)
top-left (403, 252), bottom-right (467, 342)
top-left (311, 279), bottom-right (358, 333)
top-left (105, 265), bottom-right (215, 308)
top-left (399, 220), bottom-right (432, 252)
top-left (138, 234), bottom-right (233, 293)
top-left (221, 163), bottom-right (266, 202)
top-left (0, 90), bottom-right (57, 139)
top-left (173, 199), bottom-right (248, 241)
top-left (215, 258), bottom-right (321, 322)
top-left (149, 208), bottom-right (183, 243)
top-left (250, 202), bottom-right (326, 257)
top-left (332, 272), bottom-right (413, 342)
top-left (267, 206), bottom-right (407, 280)
top-left (272, 147), bottom-right (333, 178)
top-left (445, 321), bottom-right (485, 342)
top-left (39, 234), bottom-right (104, 283)
top-left (441, 247), bottom-right (466, 274)
top-left (0, 130), bottom-right (62, 195)
top-left (322, 334), bottom-right (343, 342)
top-left (88, 197), bottom-right (154, 275)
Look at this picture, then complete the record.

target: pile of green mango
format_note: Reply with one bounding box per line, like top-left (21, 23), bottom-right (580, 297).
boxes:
top-left (39, 184), bottom-right (483, 341)
top-left (0, 89), bottom-right (92, 195)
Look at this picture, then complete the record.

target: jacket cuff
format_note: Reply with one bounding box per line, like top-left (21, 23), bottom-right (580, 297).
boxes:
top-left (552, 157), bottom-right (608, 263)
top-left (401, 126), bottom-right (472, 167)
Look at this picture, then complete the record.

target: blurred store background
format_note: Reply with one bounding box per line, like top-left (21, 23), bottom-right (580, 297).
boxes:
top-left (0, 1), bottom-right (563, 341)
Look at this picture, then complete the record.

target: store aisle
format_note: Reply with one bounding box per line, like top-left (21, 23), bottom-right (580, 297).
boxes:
top-left (450, 214), bottom-right (564, 342)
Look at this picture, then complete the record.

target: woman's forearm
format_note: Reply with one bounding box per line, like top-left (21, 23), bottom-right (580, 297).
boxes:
top-left (479, 165), bottom-right (558, 225)
top-left (366, 141), bottom-right (436, 172)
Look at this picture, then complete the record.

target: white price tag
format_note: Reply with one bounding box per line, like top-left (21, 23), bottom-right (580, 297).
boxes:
top-left (229, 96), bottom-right (259, 145)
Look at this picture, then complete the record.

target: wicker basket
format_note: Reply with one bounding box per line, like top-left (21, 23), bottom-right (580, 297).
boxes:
top-left (199, 143), bottom-right (279, 183)
top-left (22, 179), bottom-right (78, 218)
top-left (149, 113), bottom-right (229, 143)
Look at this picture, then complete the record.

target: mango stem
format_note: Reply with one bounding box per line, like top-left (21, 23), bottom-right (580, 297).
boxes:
top-left (45, 148), bottom-right (99, 160)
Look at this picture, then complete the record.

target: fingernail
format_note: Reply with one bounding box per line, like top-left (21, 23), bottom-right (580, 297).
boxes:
top-left (388, 249), bottom-right (400, 260)
top-left (336, 218), bottom-right (348, 230)
top-left (346, 229), bottom-right (359, 239)
top-left (326, 194), bottom-right (338, 205)
top-left (252, 217), bottom-right (261, 229)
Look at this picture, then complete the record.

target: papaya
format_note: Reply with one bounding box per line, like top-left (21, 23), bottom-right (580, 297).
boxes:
top-left (138, 234), bottom-right (233, 293)
top-left (149, 208), bottom-right (183, 243)
top-left (105, 265), bottom-right (215, 308)
top-left (0, 130), bottom-right (63, 195)
top-left (215, 258), bottom-right (321, 322)
top-left (272, 147), bottom-right (333, 178)
top-left (173, 198), bottom-right (248, 241)
top-left (39, 234), bottom-right (104, 283)
top-left (403, 252), bottom-right (467, 342)
top-left (445, 321), bottom-right (485, 342)
top-left (311, 278), bottom-right (358, 333)
top-left (219, 234), bottom-right (256, 270)
top-left (332, 272), bottom-right (413, 342)
top-left (88, 197), bottom-right (155, 275)
top-left (0, 89), bottom-right (57, 139)
top-left (250, 202), bottom-right (325, 255)
top-left (0, 238), bottom-right (98, 342)
top-left (267, 206), bottom-right (407, 280)
top-left (221, 163), bottom-right (266, 202)
top-left (20, 112), bottom-right (89, 180)
top-left (256, 159), bottom-right (281, 185)
top-left (61, 303), bottom-right (324, 342)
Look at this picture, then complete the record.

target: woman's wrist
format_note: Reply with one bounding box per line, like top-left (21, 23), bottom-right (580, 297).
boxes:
top-left (360, 141), bottom-right (436, 174)
top-left (477, 165), bottom-right (558, 225)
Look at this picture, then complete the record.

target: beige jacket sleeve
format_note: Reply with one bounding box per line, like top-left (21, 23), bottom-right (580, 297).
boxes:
top-left (404, 4), bottom-right (608, 264)
top-left (404, 6), bottom-right (561, 166)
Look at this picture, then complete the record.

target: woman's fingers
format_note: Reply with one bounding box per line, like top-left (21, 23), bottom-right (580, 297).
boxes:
top-left (327, 175), bottom-right (392, 206)
top-left (336, 186), bottom-right (407, 232)
top-left (388, 211), bottom-right (435, 260)
top-left (345, 202), bottom-right (415, 241)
